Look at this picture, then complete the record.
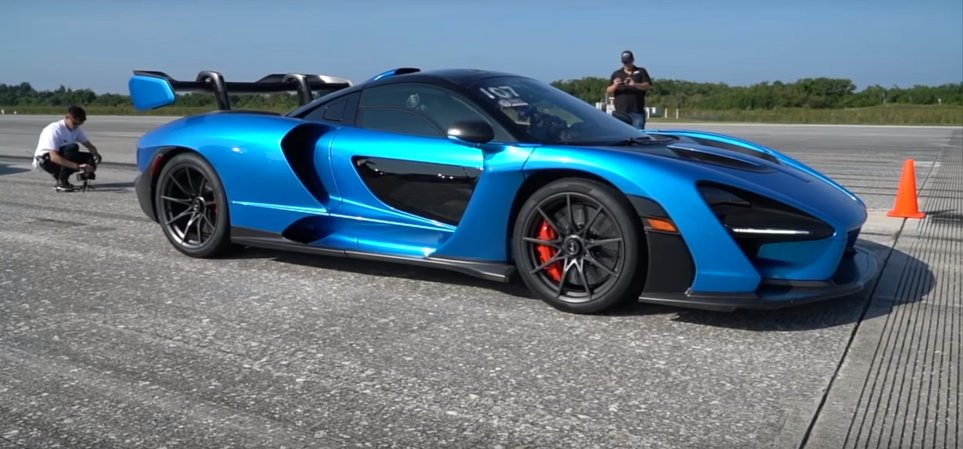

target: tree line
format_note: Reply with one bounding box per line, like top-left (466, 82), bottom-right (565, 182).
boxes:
top-left (550, 77), bottom-right (962, 109)
top-left (0, 82), bottom-right (301, 109)
top-left (2, 78), bottom-right (961, 111)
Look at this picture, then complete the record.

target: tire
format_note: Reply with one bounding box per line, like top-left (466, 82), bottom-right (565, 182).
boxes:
top-left (512, 178), bottom-right (645, 314)
top-left (154, 153), bottom-right (232, 258)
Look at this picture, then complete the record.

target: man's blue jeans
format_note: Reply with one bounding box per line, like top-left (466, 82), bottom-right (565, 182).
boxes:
top-left (628, 112), bottom-right (646, 130)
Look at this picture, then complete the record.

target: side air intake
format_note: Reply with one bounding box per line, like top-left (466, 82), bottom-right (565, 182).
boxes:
top-left (280, 124), bottom-right (335, 204)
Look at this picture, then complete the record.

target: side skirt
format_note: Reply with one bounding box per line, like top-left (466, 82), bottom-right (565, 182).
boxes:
top-left (231, 227), bottom-right (515, 283)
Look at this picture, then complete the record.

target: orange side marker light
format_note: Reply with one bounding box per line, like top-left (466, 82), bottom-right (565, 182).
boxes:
top-left (645, 217), bottom-right (678, 233)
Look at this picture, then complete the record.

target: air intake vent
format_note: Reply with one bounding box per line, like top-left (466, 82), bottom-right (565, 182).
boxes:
top-left (369, 68), bottom-right (421, 81)
top-left (280, 124), bottom-right (334, 204)
top-left (698, 183), bottom-right (835, 260)
top-left (669, 144), bottom-right (768, 172)
top-left (686, 136), bottom-right (779, 164)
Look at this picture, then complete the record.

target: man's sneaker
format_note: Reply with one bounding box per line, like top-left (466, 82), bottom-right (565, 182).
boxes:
top-left (54, 182), bottom-right (76, 192)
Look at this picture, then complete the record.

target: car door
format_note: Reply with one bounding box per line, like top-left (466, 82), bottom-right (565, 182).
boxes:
top-left (328, 82), bottom-right (507, 258)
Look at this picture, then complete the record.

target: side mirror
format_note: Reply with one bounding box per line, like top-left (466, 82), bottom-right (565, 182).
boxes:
top-left (447, 120), bottom-right (494, 145)
top-left (611, 111), bottom-right (633, 126)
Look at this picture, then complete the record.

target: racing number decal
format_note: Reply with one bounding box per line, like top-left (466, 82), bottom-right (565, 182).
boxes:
top-left (480, 86), bottom-right (528, 108)
top-left (479, 86), bottom-right (521, 100)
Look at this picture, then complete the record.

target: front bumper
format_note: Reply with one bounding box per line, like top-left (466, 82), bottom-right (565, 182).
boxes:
top-left (638, 246), bottom-right (878, 312)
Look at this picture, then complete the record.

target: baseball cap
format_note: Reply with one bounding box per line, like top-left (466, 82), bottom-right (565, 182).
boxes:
top-left (621, 50), bottom-right (634, 63)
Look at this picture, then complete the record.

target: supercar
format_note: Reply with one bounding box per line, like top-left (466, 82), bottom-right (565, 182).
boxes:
top-left (128, 68), bottom-right (877, 314)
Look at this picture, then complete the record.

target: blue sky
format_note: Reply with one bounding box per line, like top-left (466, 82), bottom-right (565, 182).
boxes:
top-left (2, 0), bottom-right (961, 94)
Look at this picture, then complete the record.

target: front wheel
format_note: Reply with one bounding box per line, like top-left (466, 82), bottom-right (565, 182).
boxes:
top-left (154, 153), bottom-right (231, 258)
top-left (512, 178), bottom-right (645, 314)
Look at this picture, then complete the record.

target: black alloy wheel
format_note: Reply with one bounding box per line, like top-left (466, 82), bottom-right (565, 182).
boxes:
top-left (154, 153), bottom-right (231, 258)
top-left (513, 178), bottom-right (645, 313)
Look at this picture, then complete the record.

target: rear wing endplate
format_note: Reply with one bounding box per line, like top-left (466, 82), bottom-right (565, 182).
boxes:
top-left (128, 70), bottom-right (353, 111)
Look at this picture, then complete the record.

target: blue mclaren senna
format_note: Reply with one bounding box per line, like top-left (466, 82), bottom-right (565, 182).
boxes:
top-left (128, 68), bottom-right (877, 313)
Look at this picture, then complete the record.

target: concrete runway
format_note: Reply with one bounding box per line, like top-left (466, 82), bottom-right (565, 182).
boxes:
top-left (2, 114), bottom-right (955, 210)
top-left (0, 115), bottom-right (960, 448)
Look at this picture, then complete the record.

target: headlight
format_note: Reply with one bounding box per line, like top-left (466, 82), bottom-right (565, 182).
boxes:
top-left (698, 183), bottom-right (835, 260)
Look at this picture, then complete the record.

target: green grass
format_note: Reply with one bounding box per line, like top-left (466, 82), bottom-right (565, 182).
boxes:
top-left (0, 105), bottom-right (290, 116)
top-left (652, 104), bottom-right (963, 126)
top-left (4, 104), bottom-right (961, 125)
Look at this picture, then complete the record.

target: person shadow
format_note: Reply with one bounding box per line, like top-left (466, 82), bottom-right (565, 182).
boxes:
top-left (84, 181), bottom-right (136, 192)
top-left (0, 162), bottom-right (30, 176)
top-left (226, 239), bottom-right (930, 331)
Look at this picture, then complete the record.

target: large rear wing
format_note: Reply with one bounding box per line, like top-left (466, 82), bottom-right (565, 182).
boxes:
top-left (128, 70), bottom-right (353, 111)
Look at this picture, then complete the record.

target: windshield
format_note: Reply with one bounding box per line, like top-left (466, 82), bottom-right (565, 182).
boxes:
top-left (469, 76), bottom-right (645, 145)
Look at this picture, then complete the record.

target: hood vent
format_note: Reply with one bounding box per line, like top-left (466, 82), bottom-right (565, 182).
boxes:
top-left (668, 144), bottom-right (771, 172)
top-left (686, 136), bottom-right (780, 164)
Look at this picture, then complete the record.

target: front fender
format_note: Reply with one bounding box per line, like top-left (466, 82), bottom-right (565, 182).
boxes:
top-left (522, 146), bottom-right (762, 293)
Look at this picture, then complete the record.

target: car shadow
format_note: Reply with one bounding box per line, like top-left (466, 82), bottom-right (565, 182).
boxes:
top-left (230, 246), bottom-right (537, 299)
top-left (228, 239), bottom-right (932, 331)
top-left (613, 240), bottom-right (934, 332)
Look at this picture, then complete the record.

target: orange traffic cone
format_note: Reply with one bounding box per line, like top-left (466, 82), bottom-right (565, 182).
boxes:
top-left (887, 159), bottom-right (926, 218)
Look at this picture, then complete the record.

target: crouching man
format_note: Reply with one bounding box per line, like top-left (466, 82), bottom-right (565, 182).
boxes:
top-left (33, 105), bottom-right (102, 192)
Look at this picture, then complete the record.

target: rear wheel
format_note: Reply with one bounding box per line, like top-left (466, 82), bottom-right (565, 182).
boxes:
top-left (154, 153), bottom-right (231, 258)
top-left (512, 178), bottom-right (645, 313)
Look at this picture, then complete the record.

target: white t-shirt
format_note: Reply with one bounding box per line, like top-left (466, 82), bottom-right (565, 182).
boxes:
top-left (33, 119), bottom-right (89, 169)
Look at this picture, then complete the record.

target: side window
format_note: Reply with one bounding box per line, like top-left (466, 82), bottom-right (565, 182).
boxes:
top-left (358, 83), bottom-right (508, 139)
top-left (302, 92), bottom-right (358, 123)
top-left (321, 98), bottom-right (347, 121)
top-left (357, 109), bottom-right (442, 136)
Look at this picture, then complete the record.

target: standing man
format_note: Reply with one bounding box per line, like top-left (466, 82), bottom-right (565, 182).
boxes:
top-left (607, 50), bottom-right (652, 129)
top-left (33, 105), bottom-right (101, 192)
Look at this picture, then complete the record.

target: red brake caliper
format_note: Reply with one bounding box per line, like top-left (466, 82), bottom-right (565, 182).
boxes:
top-left (536, 220), bottom-right (563, 282)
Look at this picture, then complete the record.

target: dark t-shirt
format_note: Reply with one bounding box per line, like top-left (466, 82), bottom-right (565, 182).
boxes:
top-left (610, 66), bottom-right (652, 114)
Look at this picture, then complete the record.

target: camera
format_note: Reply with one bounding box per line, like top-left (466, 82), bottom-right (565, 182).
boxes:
top-left (75, 166), bottom-right (96, 192)
top-left (76, 162), bottom-right (96, 181)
